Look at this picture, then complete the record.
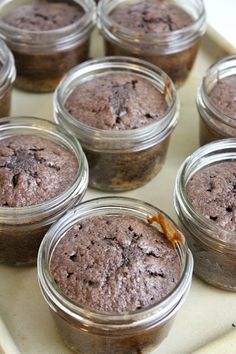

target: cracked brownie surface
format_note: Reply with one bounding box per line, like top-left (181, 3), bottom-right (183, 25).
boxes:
top-left (50, 215), bottom-right (181, 312)
top-left (110, 0), bottom-right (192, 34)
top-left (65, 73), bottom-right (167, 130)
top-left (209, 75), bottom-right (236, 118)
top-left (0, 135), bottom-right (78, 207)
top-left (186, 161), bottom-right (236, 232)
top-left (1, 1), bottom-right (83, 31)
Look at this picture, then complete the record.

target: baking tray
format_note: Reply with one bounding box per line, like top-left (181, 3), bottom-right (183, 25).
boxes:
top-left (0, 29), bottom-right (236, 354)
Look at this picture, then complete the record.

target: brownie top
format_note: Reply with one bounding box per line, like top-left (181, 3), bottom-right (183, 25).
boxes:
top-left (209, 75), bottom-right (236, 118)
top-left (64, 73), bottom-right (168, 130)
top-left (110, 0), bottom-right (193, 34)
top-left (0, 135), bottom-right (78, 207)
top-left (1, 1), bottom-right (83, 31)
top-left (186, 161), bottom-right (236, 233)
top-left (50, 214), bottom-right (181, 313)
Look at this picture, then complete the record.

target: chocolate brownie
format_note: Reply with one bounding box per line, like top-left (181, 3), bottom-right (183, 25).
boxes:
top-left (209, 75), bottom-right (236, 118)
top-left (186, 161), bottom-right (236, 235)
top-left (102, 0), bottom-right (199, 86)
top-left (50, 215), bottom-right (181, 312)
top-left (65, 73), bottom-right (167, 130)
top-left (64, 72), bottom-right (169, 191)
top-left (2, 1), bottom-right (83, 31)
top-left (0, 135), bottom-right (78, 207)
top-left (0, 1), bottom-right (91, 92)
top-left (110, 0), bottom-right (192, 33)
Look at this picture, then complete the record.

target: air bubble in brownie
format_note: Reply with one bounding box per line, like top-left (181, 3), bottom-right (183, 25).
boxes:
top-left (0, 134), bottom-right (78, 264)
top-left (100, 0), bottom-right (203, 86)
top-left (0, 0), bottom-right (93, 92)
top-left (50, 214), bottom-right (180, 352)
top-left (65, 72), bottom-right (168, 191)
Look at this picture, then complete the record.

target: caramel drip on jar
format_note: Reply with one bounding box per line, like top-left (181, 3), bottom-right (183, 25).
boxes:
top-left (147, 213), bottom-right (185, 246)
top-left (162, 78), bottom-right (171, 98)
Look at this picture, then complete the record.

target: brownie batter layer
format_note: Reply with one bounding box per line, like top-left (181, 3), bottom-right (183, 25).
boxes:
top-left (50, 215), bottom-right (181, 313)
top-left (1, 1), bottom-right (83, 31)
top-left (186, 161), bottom-right (236, 232)
top-left (209, 75), bottom-right (236, 118)
top-left (110, 0), bottom-right (192, 34)
top-left (65, 73), bottom-right (167, 130)
top-left (0, 135), bottom-right (78, 207)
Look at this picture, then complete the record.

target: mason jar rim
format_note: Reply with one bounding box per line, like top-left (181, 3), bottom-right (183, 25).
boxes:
top-left (38, 196), bottom-right (193, 330)
top-left (198, 55), bottom-right (236, 129)
top-left (0, 116), bottom-right (89, 224)
top-left (175, 138), bottom-right (236, 251)
top-left (0, 38), bottom-right (16, 90)
top-left (0, 0), bottom-right (96, 50)
top-left (54, 56), bottom-right (179, 152)
top-left (97, 0), bottom-right (207, 54)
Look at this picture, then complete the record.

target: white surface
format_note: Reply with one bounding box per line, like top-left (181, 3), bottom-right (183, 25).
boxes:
top-left (205, 0), bottom-right (236, 52)
top-left (0, 318), bottom-right (21, 354)
top-left (0, 31), bottom-right (235, 354)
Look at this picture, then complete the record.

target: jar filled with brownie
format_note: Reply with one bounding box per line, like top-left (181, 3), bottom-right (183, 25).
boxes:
top-left (0, 38), bottom-right (16, 117)
top-left (97, 0), bottom-right (206, 86)
top-left (38, 196), bottom-right (193, 354)
top-left (0, 0), bottom-right (96, 92)
top-left (197, 55), bottom-right (236, 145)
top-left (0, 116), bottom-right (88, 265)
top-left (54, 56), bottom-right (179, 192)
top-left (175, 138), bottom-right (236, 291)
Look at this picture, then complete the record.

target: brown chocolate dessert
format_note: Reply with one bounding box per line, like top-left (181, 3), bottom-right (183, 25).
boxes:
top-left (110, 0), bottom-right (192, 33)
top-left (186, 161), bottom-right (236, 235)
top-left (102, 0), bottom-right (200, 86)
top-left (64, 72), bottom-right (169, 191)
top-left (0, 0), bottom-right (92, 92)
top-left (200, 75), bottom-right (236, 144)
top-left (50, 215), bottom-right (180, 312)
top-left (0, 135), bottom-right (78, 207)
top-left (0, 134), bottom-right (79, 264)
top-left (65, 73), bottom-right (167, 130)
top-left (209, 75), bottom-right (236, 118)
top-left (1, 2), bottom-right (83, 30)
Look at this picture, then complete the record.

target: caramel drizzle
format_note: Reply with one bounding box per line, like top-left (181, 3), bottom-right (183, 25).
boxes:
top-left (147, 213), bottom-right (185, 246)
top-left (163, 78), bottom-right (171, 98)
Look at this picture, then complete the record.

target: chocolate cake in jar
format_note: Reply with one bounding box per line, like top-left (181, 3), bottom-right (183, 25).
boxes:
top-left (54, 56), bottom-right (179, 192)
top-left (97, 0), bottom-right (207, 86)
top-left (38, 197), bottom-right (193, 354)
top-left (0, 0), bottom-right (96, 92)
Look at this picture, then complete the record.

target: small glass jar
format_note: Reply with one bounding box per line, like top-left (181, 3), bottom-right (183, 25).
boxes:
top-left (0, 38), bottom-right (16, 117)
top-left (0, 0), bottom-right (96, 92)
top-left (197, 55), bottom-right (236, 146)
top-left (97, 0), bottom-right (206, 86)
top-left (174, 139), bottom-right (236, 291)
top-left (54, 56), bottom-right (179, 192)
top-left (38, 196), bottom-right (193, 354)
top-left (0, 116), bottom-right (88, 265)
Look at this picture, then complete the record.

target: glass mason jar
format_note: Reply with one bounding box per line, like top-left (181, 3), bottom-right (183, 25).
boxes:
top-left (0, 38), bottom-right (16, 117)
top-left (174, 139), bottom-right (236, 291)
top-left (54, 56), bottom-right (179, 192)
top-left (38, 196), bottom-right (193, 354)
top-left (197, 55), bottom-right (236, 146)
top-left (0, 0), bottom-right (96, 92)
top-left (97, 0), bottom-right (207, 87)
top-left (0, 116), bottom-right (88, 265)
